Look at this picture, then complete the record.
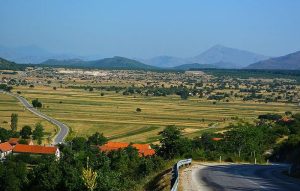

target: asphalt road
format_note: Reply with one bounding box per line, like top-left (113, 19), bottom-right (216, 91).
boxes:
top-left (1, 90), bottom-right (69, 144)
top-left (182, 163), bottom-right (300, 191)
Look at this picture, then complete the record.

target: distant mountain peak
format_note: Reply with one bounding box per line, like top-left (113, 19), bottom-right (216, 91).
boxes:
top-left (246, 50), bottom-right (300, 70)
top-left (191, 45), bottom-right (269, 68)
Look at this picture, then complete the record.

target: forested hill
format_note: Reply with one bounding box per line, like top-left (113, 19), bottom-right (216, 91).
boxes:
top-left (0, 57), bottom-right (24, 70)
top-left (89, 56), bottom-right (158, 70)
top-left (41, 56), bottom-right (158, 70)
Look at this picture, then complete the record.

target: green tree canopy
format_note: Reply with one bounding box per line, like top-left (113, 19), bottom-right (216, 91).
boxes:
top-left (20, 125), bottom-right (32, 139)
top-left (87, 132), bottom-right (107, 146)
top-left (158, 125), bottom-right (192, 159)
top-left (32, 99), bottom-right (42, 108)
top-left (10, 113), bottom-right (18, 131)
top-left (32, 123), bottom-right (44, 145)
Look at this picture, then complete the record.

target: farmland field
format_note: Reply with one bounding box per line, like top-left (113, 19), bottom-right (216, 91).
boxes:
top-left (10, 85), bottom-right (300, 143)
top-left (0, 93), bottom-right (57, 143)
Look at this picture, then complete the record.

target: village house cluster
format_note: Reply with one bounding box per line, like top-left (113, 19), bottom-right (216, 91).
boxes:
top-left (0, 138), bottom-right (60, 160)
top-left (0, 138), bottom-right (155, 161)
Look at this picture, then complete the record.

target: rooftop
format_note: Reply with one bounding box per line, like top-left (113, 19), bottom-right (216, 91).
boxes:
top-left (13, 144), bottom-right (57, 155)
top-left (0, 142), bottom-right (13, 152)
top-left (99, 142), bottom-right (155, 157)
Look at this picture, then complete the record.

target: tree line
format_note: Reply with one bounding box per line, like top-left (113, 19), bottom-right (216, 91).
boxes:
top-left (1, 112), bottom-right (300, 190)
top-left (0, 113), bottom-right (45, 144)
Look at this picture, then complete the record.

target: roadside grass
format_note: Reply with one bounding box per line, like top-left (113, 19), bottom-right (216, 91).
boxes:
top-left (11, 86), bottom-right (300, 143)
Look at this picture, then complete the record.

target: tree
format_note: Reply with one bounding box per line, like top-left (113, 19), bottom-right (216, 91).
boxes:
top-left (10, 113), bottom-right (18, 131)
top-left (32, 123), bottom-right (44, 145)
top-left (71, 137), bottom-right (88, 151)
top-left (258, 114), bottom-right (281, 121)
top-left (0, 127), bottom-right (11, 142)
top-left (0, 161), bottom-right (28, 191)
top-left (285, 111), bottom-right (292, 116)
top-left (177, 89), bottom-right (189, 100)
top-left (82, 157), bottom-right (98, 191)
top-left (18, 139), bottom-right (28, 144)
top-left (223, 123), bottom-right (266, 158)
top-left (0, 84), bottom-right (12, 92)
top-left (33, 160), bottom-right (62, 191)
top-left (20, 125), bottom-right (32, 139)
top-left (32, 99), bottom-right (42, 108)
top-left (158, 125), bottom-right (192, 159)
top-left (88, 132), bottom-right (107, 146)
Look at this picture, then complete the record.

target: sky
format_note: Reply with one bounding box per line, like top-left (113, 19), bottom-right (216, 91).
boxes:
top-left (0, 0), bottom-right (300, 58)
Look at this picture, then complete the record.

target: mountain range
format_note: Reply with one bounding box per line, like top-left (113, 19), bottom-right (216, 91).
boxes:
top-left (1, 44), bottom-right (300, 70)
top-left (246, 51), bottom-right (300, 70)
top-left (0, 45), bottom-right (96, 64)
top-left (139, 45), bottom-right (269, 69)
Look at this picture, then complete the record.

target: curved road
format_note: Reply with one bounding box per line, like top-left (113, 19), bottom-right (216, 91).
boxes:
top-left (182, 163), bottom-right (300, 191)
top-left (1, 90), bottom-right (69, 144)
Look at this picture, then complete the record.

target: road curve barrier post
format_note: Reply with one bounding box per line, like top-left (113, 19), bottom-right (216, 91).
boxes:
top-left (170, 158), bottom-right (192, 191)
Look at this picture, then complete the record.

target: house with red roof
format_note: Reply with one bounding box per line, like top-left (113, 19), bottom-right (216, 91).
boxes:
top-left (13, 144), bottom-right (60, 159)
top-left (99, 142), bottom-right (155, 157)
top-left (0, 142), bottom-right (13, 159)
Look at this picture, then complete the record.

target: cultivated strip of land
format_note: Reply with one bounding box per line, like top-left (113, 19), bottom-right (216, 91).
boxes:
top-left (0, 90), bottom-right (69, 144)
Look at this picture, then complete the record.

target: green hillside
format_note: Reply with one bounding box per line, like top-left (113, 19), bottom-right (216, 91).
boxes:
top-left (89, 56), bottom-right (157, 70)
top-left (0, 57), bottom-right (23, 70)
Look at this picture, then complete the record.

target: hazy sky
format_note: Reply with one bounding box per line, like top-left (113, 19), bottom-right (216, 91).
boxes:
top-left (1, 0), bottom-right (300, 58)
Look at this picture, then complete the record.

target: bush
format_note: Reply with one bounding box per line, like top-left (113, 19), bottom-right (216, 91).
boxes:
top-left (191, 149), bottom-right (206, 161)
top-left (32, 99), bottom-right (42, 108)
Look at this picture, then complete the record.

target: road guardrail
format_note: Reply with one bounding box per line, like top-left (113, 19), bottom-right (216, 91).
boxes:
top-left (170, 158), bottom-right (192, 191)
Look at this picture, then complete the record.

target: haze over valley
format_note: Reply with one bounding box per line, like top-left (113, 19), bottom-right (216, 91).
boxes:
top-left (1, 1), bottom-right (300, 191)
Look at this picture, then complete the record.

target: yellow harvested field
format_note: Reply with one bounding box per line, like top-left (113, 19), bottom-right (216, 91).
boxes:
top-left (0, 93), bottom-right (57, 143)
top-left (8, 86), bottom-right (300, 143)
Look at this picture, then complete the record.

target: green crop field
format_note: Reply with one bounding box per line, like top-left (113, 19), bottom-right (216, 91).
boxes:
top-left (0, 93), bottom-right (57, 143)
top-left (8, 86), bottom-right (300, 143)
